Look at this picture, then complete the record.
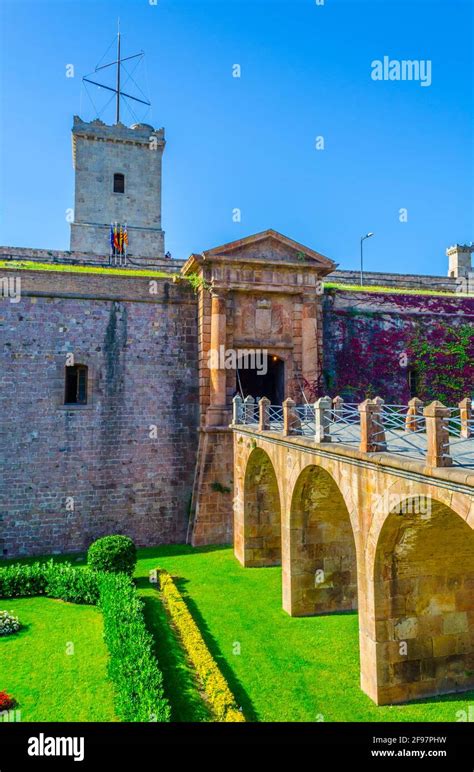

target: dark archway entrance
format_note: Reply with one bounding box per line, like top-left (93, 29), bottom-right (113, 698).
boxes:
top-left (237, 354), bottom-right (285, 405)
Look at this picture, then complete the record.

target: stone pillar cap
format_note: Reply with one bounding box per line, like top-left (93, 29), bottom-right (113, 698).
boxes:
top-left (315, 395), bottom-right (332, 406)
top-left (423, 400), bottom-right (449, 417)
top-left (358, 398), bottom-right (376, 412)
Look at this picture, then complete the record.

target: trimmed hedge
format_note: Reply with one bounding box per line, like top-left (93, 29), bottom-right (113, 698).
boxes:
top-left (0, 561), bottom-right (99, 604)
top-left (98, 573), bottom-right (170, 722)
top-left (157, 569), bottom-right (245, 722)
top-left (0, 561), bottom-right (170, 723)
top-left (87, 535), bottom-right (137, 576)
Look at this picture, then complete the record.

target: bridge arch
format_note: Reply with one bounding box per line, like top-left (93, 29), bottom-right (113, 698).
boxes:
top-left (283, 463), bottom-right (358, 617)
top-left (240, 446), bottom-right (282, 567)
top-left (365, 495), bottom-right (474, 704)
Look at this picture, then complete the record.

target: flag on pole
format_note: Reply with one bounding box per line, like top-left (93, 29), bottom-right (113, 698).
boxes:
top-left (109, 224), bottom-right (114, 251)
top-left (113, 223), bottom-right (119, 250)
top-left (123, 225), bottom-right (128, 249)
top-left (119, 225), bottom-right (124, 254)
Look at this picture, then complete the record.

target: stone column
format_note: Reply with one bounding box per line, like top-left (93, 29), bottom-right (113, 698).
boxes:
top-left (301, 294), bottom-right (319, 398)
top-left (459, 397), bottom-right (472, 438)
top-left (423, 401), bottom-right (452, 467)
top-left (283, 398), bottom-right (301, 436)
top-left (232, 395), bottom-right (243, 425)
top-left (405, 397), bottom-right (423, 432)
top-left (359, 399), bottom-right (380, 453)
top-left (206, 291), bottom-right (228, 426)
top-left (314, 396), bottom-right (332, 443)
top-left (372, 396), bottom-right (387, 451)
top-left (258, 397), bottom-right (271, 431)
top-left (333, 396), bottom-right (344, 421)
top-left (244, 395), bottom-right (256, 424)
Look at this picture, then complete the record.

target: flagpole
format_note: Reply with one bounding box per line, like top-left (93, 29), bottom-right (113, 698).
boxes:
top-left (116, 20), bottom-right (121, 124)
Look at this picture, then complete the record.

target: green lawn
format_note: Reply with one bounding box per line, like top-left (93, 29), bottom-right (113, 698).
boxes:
top-left (0, 597), bottom-right (116, 722)
top-left (134, 545), bottom-right (474, 723)
top-left (3, 546), bottom-right (473, 723)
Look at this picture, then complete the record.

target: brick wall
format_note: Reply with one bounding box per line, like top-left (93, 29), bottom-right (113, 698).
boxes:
top-left (0, 268), bottom-right (198, 557)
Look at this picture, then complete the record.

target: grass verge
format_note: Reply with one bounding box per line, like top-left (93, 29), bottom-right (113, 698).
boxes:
top-left (324, 282), bottom-right (465, 298)
top-left (0, 260), bottom-right (174, 279)
top-left (0, 596), bottom-right (116, 722)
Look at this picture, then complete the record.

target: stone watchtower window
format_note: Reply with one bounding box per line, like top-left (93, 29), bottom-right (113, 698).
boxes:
top-left (113, 173), bottom-right (125, 194)
top-left (65, 364), bottom-right (88, 405)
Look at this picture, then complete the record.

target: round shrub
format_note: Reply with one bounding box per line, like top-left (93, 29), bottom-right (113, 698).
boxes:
top-left (0, 610), bottom-right (21, 636)
top-left (87, 535), bottom-right (137, 576)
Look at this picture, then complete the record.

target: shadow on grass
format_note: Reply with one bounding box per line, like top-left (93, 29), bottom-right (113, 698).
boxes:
top-left (135, 543), bottom-right (231, 563)
top-left (1, 543), bottom-right (230, 568)
top-left (173, 576), bottom-right (259, 722)
top-left (139, 589), bottom-right (212, 723)
top-left (135, 575), bottom-right (258, 722)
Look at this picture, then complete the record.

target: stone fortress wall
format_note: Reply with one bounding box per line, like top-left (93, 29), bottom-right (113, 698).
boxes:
top-left (0, 268), bottom-right (198, 557)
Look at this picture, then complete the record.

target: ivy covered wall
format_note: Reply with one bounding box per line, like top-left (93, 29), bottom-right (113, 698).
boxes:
top-left (322, 289), bottom-right (474, 405)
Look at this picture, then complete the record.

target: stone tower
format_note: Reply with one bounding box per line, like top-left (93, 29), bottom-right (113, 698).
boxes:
top-left (446, 244), bottom-right (473, 278)
top-left (447, 244), bottom-right (474, 293)
top-left (70, 116), bottom-right (165, 259)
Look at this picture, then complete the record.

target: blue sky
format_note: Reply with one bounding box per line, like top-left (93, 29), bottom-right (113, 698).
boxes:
top-left (0, 0), bottom-right (472, 275)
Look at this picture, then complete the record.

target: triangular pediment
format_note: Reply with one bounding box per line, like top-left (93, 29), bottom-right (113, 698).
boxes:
top-left (201, 229), bottom-right (335, 271)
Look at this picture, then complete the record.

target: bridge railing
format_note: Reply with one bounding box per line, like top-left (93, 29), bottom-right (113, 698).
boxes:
top-left (231, 394), bottom-right (473, 469)
top-left (371, 401), bottom-right (427, 457)
top-left (329, 402), bottom-right (361, 446)
top-left (445, 401), bottom-right (474, 466)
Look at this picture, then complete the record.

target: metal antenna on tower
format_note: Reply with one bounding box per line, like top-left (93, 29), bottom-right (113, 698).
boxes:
top-left (82, 22), bottom-right (151, 124)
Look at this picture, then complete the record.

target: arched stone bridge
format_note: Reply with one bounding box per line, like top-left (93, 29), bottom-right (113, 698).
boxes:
top-left (232, 398), bottom-right (474, 706)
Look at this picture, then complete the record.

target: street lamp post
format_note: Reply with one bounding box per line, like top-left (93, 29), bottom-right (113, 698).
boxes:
top-left (360, 232), bottom-right (374, 286)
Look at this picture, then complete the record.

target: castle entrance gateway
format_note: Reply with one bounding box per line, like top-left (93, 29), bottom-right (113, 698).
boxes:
top-left (237, 353), bottom-right (285, 405)
top-left (183, 229), bottom-right (335, 545)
